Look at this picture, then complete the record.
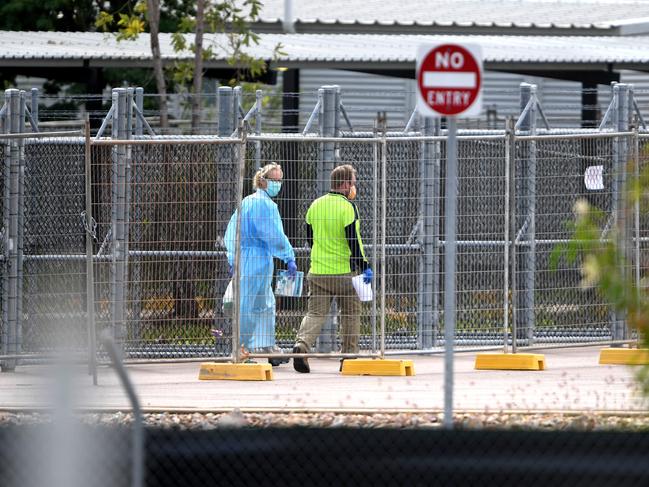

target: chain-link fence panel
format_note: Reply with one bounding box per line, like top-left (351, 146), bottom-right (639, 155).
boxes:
top-left (0, 141), bottom-right (5, 357)
top-left (525, 134), bottom-right (618, 344)
top-left (249, 137), bottom-right (320, 350)
top-left (6, 129), bottom-right (645, 364)
top-left (22, 139), bottom-right (87, 354)
top-left (2, 423), bottom-right (133, 487)
top-left (453, 136), bottom-right (509, 346)
top-left (6, 422), bottom-right (649, 487)
top-left (91, 139), bottom-right (240, 360)
top-left (637, 134), bottom-right (649, 298)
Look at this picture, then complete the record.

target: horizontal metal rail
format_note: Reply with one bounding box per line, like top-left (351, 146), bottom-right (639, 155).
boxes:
top-left (515, 131), bottom-right (633, 141)
top-left (0, 130), bottom-right (82, 140)
top-left (11, 235), bottom-right (649, 264)
top-left (91, 137), bottom-right (241, 146)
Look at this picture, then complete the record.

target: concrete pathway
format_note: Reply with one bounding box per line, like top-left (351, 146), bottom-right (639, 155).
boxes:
top-left (0, 346), bottom-right (646, 412)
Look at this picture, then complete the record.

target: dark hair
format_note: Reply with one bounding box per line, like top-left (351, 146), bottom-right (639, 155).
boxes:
top-left (330, 164), bottom-right (356, 190)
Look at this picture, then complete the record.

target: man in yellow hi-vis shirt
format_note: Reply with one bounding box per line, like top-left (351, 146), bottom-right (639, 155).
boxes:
top-left (293, 164), bottom-right (373, 373)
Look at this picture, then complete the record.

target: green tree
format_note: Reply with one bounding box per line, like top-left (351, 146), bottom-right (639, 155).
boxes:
top-left (96, 0), bottom-right (281, 132)
top-left (0, 0), bottom-right (97, 31)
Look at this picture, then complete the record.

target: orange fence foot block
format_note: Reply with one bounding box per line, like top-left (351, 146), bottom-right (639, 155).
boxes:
top-left (198, 362), bottom-right (273, 381)
top-left (341, 359), bottom-right (415, 376)
top-left (474, 353), bottom-right (545, 371)
top-left (599, 348), bottom-right (649, 365)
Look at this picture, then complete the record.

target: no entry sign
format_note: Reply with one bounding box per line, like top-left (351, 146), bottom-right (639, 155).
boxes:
top-left (416, 43), bottom-right (483, 118)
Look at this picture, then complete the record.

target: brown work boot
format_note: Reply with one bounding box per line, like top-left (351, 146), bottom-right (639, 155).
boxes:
top-left (292, 342), bottom-right (310, 373)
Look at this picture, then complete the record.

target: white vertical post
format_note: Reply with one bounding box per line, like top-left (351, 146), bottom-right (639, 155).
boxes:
top-left (443, 117), bottom-right (458, 429)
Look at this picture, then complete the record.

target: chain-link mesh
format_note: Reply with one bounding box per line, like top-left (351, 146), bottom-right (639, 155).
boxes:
top-left (2, 129), bottom-right (645, 362)
top-left (639, 135), bottom-right (649, 298)
top-left (454, 136), bottom-right (509, 346)
top-left (4, 421), bottom-right (649, 487)
top-left (22, 139), bottom-right (87, 354)
top-left (92, 140), bottom-right (239, 359)
top-left (527, 135), bottom-right (617, 343)
top-left (250, 137), bottom-right (320, 350)
top-left (0, 141), bottom-right (5, 356)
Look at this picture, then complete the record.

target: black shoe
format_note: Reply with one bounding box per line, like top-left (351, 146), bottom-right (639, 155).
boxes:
top-left (262, 346), bottom-right (289, 367)
top-left (269, 357), bottom-right (290, 367)
top-left (292, 343), bottom-right (310, 373)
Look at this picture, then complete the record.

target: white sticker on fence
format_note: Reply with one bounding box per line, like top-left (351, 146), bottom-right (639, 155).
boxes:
top-left (584, 165), bottom-right (604, 190)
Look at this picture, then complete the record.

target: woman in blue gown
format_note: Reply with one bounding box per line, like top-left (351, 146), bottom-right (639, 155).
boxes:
top-left (224, 163), bottom-right (297, 364)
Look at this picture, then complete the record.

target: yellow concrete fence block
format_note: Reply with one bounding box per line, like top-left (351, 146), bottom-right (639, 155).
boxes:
top-left (599, 348), bottom-right (649, 365)
top-left (474, 353), bottom-right (545, 371)
top-left (341, 359), bottom-right (415, 376)
top-left (198, 362), bottom-right (273, 381)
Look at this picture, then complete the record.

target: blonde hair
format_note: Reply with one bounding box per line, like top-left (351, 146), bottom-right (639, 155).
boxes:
top-left (331, 164), bottom-right (356, 190)
top-left (253, 163), bottom-right (282, 189)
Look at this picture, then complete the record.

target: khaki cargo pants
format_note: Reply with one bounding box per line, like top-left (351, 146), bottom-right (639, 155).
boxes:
top-left (296, 272), bottom-right (361, 353)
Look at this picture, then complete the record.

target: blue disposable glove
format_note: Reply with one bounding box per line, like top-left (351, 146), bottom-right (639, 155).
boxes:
top-left (228, 265), bottom-right (233, 278)
top-left (287, 260), bottom-right (298, 279)
top-left (363, 267), bottom-right (373, 284)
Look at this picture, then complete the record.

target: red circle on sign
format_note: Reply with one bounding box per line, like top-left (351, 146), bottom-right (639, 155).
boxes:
top-left (417, 44), bottom-right (481, 116)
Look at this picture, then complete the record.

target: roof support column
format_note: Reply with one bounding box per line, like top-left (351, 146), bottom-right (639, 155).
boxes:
top-left (581, 82), bottom-right (598, 128)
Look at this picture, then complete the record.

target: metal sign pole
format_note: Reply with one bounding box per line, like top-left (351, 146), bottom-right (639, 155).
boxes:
top-left (443, 116), bottom-right (458, 429)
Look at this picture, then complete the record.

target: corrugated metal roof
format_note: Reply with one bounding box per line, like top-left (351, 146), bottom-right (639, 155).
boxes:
top-left (256, 0), bottom-right (649, 33)
top-left (0, 31), bottom-right (648, 71)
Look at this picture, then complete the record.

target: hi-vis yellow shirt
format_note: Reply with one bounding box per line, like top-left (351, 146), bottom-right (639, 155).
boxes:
top-left (306, 192), bottom-right (368, 275)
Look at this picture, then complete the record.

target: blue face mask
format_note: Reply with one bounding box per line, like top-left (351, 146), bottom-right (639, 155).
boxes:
top-left (266, 180), bottom-right (282, 198)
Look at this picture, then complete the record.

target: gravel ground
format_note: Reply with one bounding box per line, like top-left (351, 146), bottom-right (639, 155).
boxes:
top-left (1, 410), bottom-right (649, 430)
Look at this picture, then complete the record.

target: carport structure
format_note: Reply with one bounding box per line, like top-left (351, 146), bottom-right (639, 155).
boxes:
top-left (0, 31), bottom-right (647, 127)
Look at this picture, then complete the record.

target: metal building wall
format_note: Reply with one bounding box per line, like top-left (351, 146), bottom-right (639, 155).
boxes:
top-left (298, 69), bottom-right (609, 129)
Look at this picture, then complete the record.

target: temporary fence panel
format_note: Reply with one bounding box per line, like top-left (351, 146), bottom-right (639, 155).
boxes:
top-left (639, 134), bottom-right (649, 294)
top-left (91, 137), bottom-right (240, 360)
top-left (0, 134), bottom-right (5, 363)
top-left (249, 136), bottom-right (320, 351)
top-left (247, 134), bottom-right (384, 357)
top-left (4, 130), bottom-right (645, 365)
top-left (453, 134), bottom-right (509, 347)
top-left (22, 138), bottom-right (87, 356)
top-left (2, 89), bottom-right (647, 366)
top-left (522, 133), bottom-right (618, 345)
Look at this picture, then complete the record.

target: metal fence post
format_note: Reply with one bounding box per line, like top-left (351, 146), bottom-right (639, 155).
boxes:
top-left (255, 89), bottom-right (262, 170)
top-left (504, 117), bottom-right (516, 353)
top-left (418, 116), bottom-right (438, 348)
top-left (30, 88), bottom-right (38, 131)
top-left (110, 88), bottom-right (129, 349)
top-left (316, 85), bottom-right (339, 353)
top-left (16, 91), bottom-right (25, 361)
top-left (84, 117), bottom-right (98, 385)
top-left (135, 87), bottom-right (144, 136)
top-left (1, 90), bottom-right (8, 369)
top-left (233, 86), bottom-right (243, 136)
top-left (612, 83), bottom-right (630, 341)
top-left (517, 82), bottom-right (537, 345)
top-left (1, 89), bottom-right (21, 371)
top-left (217, 86), bottom-right (234, 137)
top-left (124, 88), bottom-right (135, 345)
top-left (231, 124), bottom-right (247, 362)
top-left (131, 88), bottom-right (144, 343)
top-left (0, 91), bottom-right (6, 369)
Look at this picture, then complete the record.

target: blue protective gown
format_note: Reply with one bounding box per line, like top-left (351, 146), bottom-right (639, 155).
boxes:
top-left (224, 189), bottom-right (295, 350)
